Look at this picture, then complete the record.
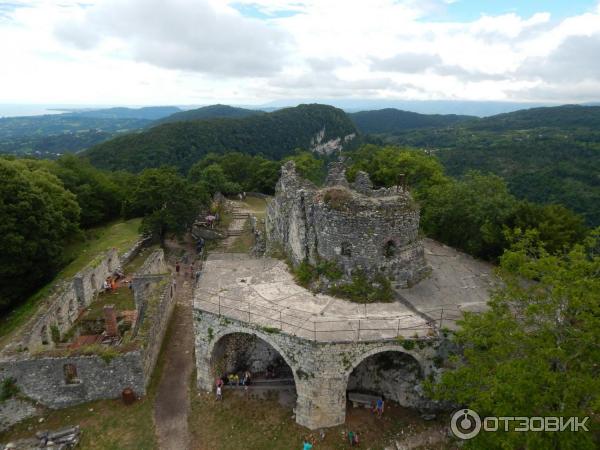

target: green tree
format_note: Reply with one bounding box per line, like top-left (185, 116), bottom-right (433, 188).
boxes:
top-left (431, 230), bottom-right (600, 449)
top-left (50, 155), bottom-right (124, 227)
top-left (126, 167), bottom-right (208, 240)
top-left (507, 202), bottom-right (587, 254)
top-left (421, 172), bottom-right (517, 260)
top-left (189, 164), bottom-right (241, 195)
top-left (188, 152), bottom-right (280, 194)
top-left (347, 144), bottom-right (450, 194)
top-left (0, 159), bottom-right (80, 311)
top-left (284, 151), bottom-right (325, 185)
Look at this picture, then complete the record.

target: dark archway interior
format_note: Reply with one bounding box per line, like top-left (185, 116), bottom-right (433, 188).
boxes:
top-left (211, 333), bottom-right (295, 386)
top-left (347, 351), bottom-right (424, 409)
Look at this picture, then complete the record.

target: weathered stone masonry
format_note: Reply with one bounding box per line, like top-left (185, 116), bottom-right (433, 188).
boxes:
top-left (266, 161), bottom-right (429, 288)
top-left (195, 310), bottom-right (441, 430)
top-left (0, 248), bottom-right (175, 409)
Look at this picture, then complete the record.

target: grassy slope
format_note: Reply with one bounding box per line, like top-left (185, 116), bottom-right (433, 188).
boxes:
top-left (0, 218), bottom-right (142, 345)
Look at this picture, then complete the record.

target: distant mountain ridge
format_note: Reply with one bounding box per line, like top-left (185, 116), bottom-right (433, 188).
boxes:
top-left (349, 108), bottom-right (476, 134)
top-left (83, 104), bottom-right (358, 172)
top-left (464, 104), bottom-right (600, 131)
top-left (155, 104), bottom-right (263, 125)
top-left (378, 104), bottom-right (600, 225)
top-left (67, 106), bottom-right (181, 120)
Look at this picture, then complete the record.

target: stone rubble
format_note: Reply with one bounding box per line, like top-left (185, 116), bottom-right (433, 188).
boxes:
top-left (0, 425), bottom-right (81, 449)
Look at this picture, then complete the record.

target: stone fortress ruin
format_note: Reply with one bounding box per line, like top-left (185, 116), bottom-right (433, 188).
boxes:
top-left (0, 241), bottom-right (176, 414)
top-left (194, 161), bottom-right (495, 430)
top-left (266, 160), bottom-right (430, 289)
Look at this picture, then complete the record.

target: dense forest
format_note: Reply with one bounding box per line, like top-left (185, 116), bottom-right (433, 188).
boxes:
top-left (155, 104), bottom-right (263, 125)
top-left (369, 105), bottom-right (600, 225)
top-left (0, 105), bottom-right (257, 157)
top-left (349, 108), bottom-right (475, 133)
top-left (2, 140), bottom-right (593, 316)
top-left (83, 104), bottom-right (357, 172)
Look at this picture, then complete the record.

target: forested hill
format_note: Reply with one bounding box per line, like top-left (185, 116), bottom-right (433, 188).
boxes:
top-left (379, 105), bottom-right (600, 225)
top-left (83, 104), bottom-right (357, 172)
top-left (155, 104), bottom-right (264, 125)
top-left (466, 104), bottom-right (600, 131)
top-left (349, 108), bottom-right (475, 134)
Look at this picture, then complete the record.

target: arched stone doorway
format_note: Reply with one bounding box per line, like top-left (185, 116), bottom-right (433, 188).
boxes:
top-left (345, 349), bottom-right (427, 410)
top-left (209, 332), bottom-right (297, 406)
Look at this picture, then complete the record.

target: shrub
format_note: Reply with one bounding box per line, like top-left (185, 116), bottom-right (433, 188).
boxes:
top-left (294, 260), bottom-right (317, 287)
top-left (330, 271), bottom-right (394, 303)
top-left (323, 188), bottom-right (352, 211)
top-left (0, 377), bottom-right (19, 401)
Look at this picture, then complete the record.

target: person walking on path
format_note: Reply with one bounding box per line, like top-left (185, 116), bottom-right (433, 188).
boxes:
top-left (216, 385), bottom-right (222, 401)
top-left (175, 262), bottom-right (180, 275)
top-left (375, 398), bottom-right (384, 418)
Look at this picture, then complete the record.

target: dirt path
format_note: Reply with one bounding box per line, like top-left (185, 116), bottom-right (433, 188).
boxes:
top-left (154, 240), bottom-right (196, 450)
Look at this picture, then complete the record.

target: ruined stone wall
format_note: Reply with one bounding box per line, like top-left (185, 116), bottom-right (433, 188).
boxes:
top-left (137, 277), bottom-right (177, 385)
top-left (0, 248), bottom-right (176, 410)
top-left (266, 161), bottom-right (429, 288)
top-left (2, 248), bottom-right (121, 354)
top-left (131, 249), bottom-right (169, 312)
top-left (194, 311), bottom-right (441, 430)
top-left (0, 352), bottom-right (145, 408)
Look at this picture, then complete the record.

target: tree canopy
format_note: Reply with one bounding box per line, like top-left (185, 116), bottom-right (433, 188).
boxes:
top-left (431, 230), bottom-right (600, 449)
top-left (0, 159), bottom-right (80, 311)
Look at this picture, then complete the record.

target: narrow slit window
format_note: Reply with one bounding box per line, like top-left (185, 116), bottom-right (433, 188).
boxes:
top-left (384, 240), bottom-right (397, 258)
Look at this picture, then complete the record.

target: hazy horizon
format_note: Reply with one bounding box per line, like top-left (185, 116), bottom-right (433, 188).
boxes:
top-left (1, 98), bottom-right (593, 119)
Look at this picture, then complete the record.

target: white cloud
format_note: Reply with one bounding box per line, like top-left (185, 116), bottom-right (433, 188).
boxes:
top-left (0, 0), bottom-right (599, 104)
top-left (54, 0), bottom-right (290, 77)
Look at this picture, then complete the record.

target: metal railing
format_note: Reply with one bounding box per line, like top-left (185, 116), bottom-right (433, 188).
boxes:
top-left (195, 288), bottom-right (462, 343)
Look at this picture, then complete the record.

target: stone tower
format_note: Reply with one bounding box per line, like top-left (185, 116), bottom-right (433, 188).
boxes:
top-left (266, 161), bottom-right (429, 288)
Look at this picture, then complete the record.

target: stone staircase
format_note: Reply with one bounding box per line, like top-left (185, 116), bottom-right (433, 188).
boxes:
top-left (223, 205), bottom-right (251, 246)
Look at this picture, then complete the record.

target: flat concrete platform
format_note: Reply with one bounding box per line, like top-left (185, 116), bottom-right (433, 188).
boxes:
top-left (193, 239), bottom-right (494, 342)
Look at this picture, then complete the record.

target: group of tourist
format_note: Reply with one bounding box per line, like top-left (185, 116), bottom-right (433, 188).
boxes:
top-left (215, 370), bottom-right (252, 400)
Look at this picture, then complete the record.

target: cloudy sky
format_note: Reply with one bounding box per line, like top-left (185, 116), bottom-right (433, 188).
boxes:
top-left (1, 0), bottom-right (600, 105)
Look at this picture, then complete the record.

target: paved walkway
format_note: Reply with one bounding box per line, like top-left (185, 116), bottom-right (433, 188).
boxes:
top-left (154, 241), bottom-right (196, 450)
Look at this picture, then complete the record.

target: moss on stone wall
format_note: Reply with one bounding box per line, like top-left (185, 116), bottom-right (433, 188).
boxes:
top-left (330, 271), bottom-right (394, 303)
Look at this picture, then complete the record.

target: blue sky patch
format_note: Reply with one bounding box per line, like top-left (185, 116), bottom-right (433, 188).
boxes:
top-left (430, 0), bottom-right (597, 22)
top-left (231, 3), bottom-right (301, 20)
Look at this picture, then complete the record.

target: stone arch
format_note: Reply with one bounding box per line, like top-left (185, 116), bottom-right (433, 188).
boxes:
top-left (344, 345), bottom-right (428, 410)
top-left (344, 345), bottom-right (426, 378)
top-left (206, 327), bottom-right (300, 388)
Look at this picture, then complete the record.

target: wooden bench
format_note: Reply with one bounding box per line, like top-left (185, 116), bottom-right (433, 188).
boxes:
top-left (348, 392), bottom-right (382, 408)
